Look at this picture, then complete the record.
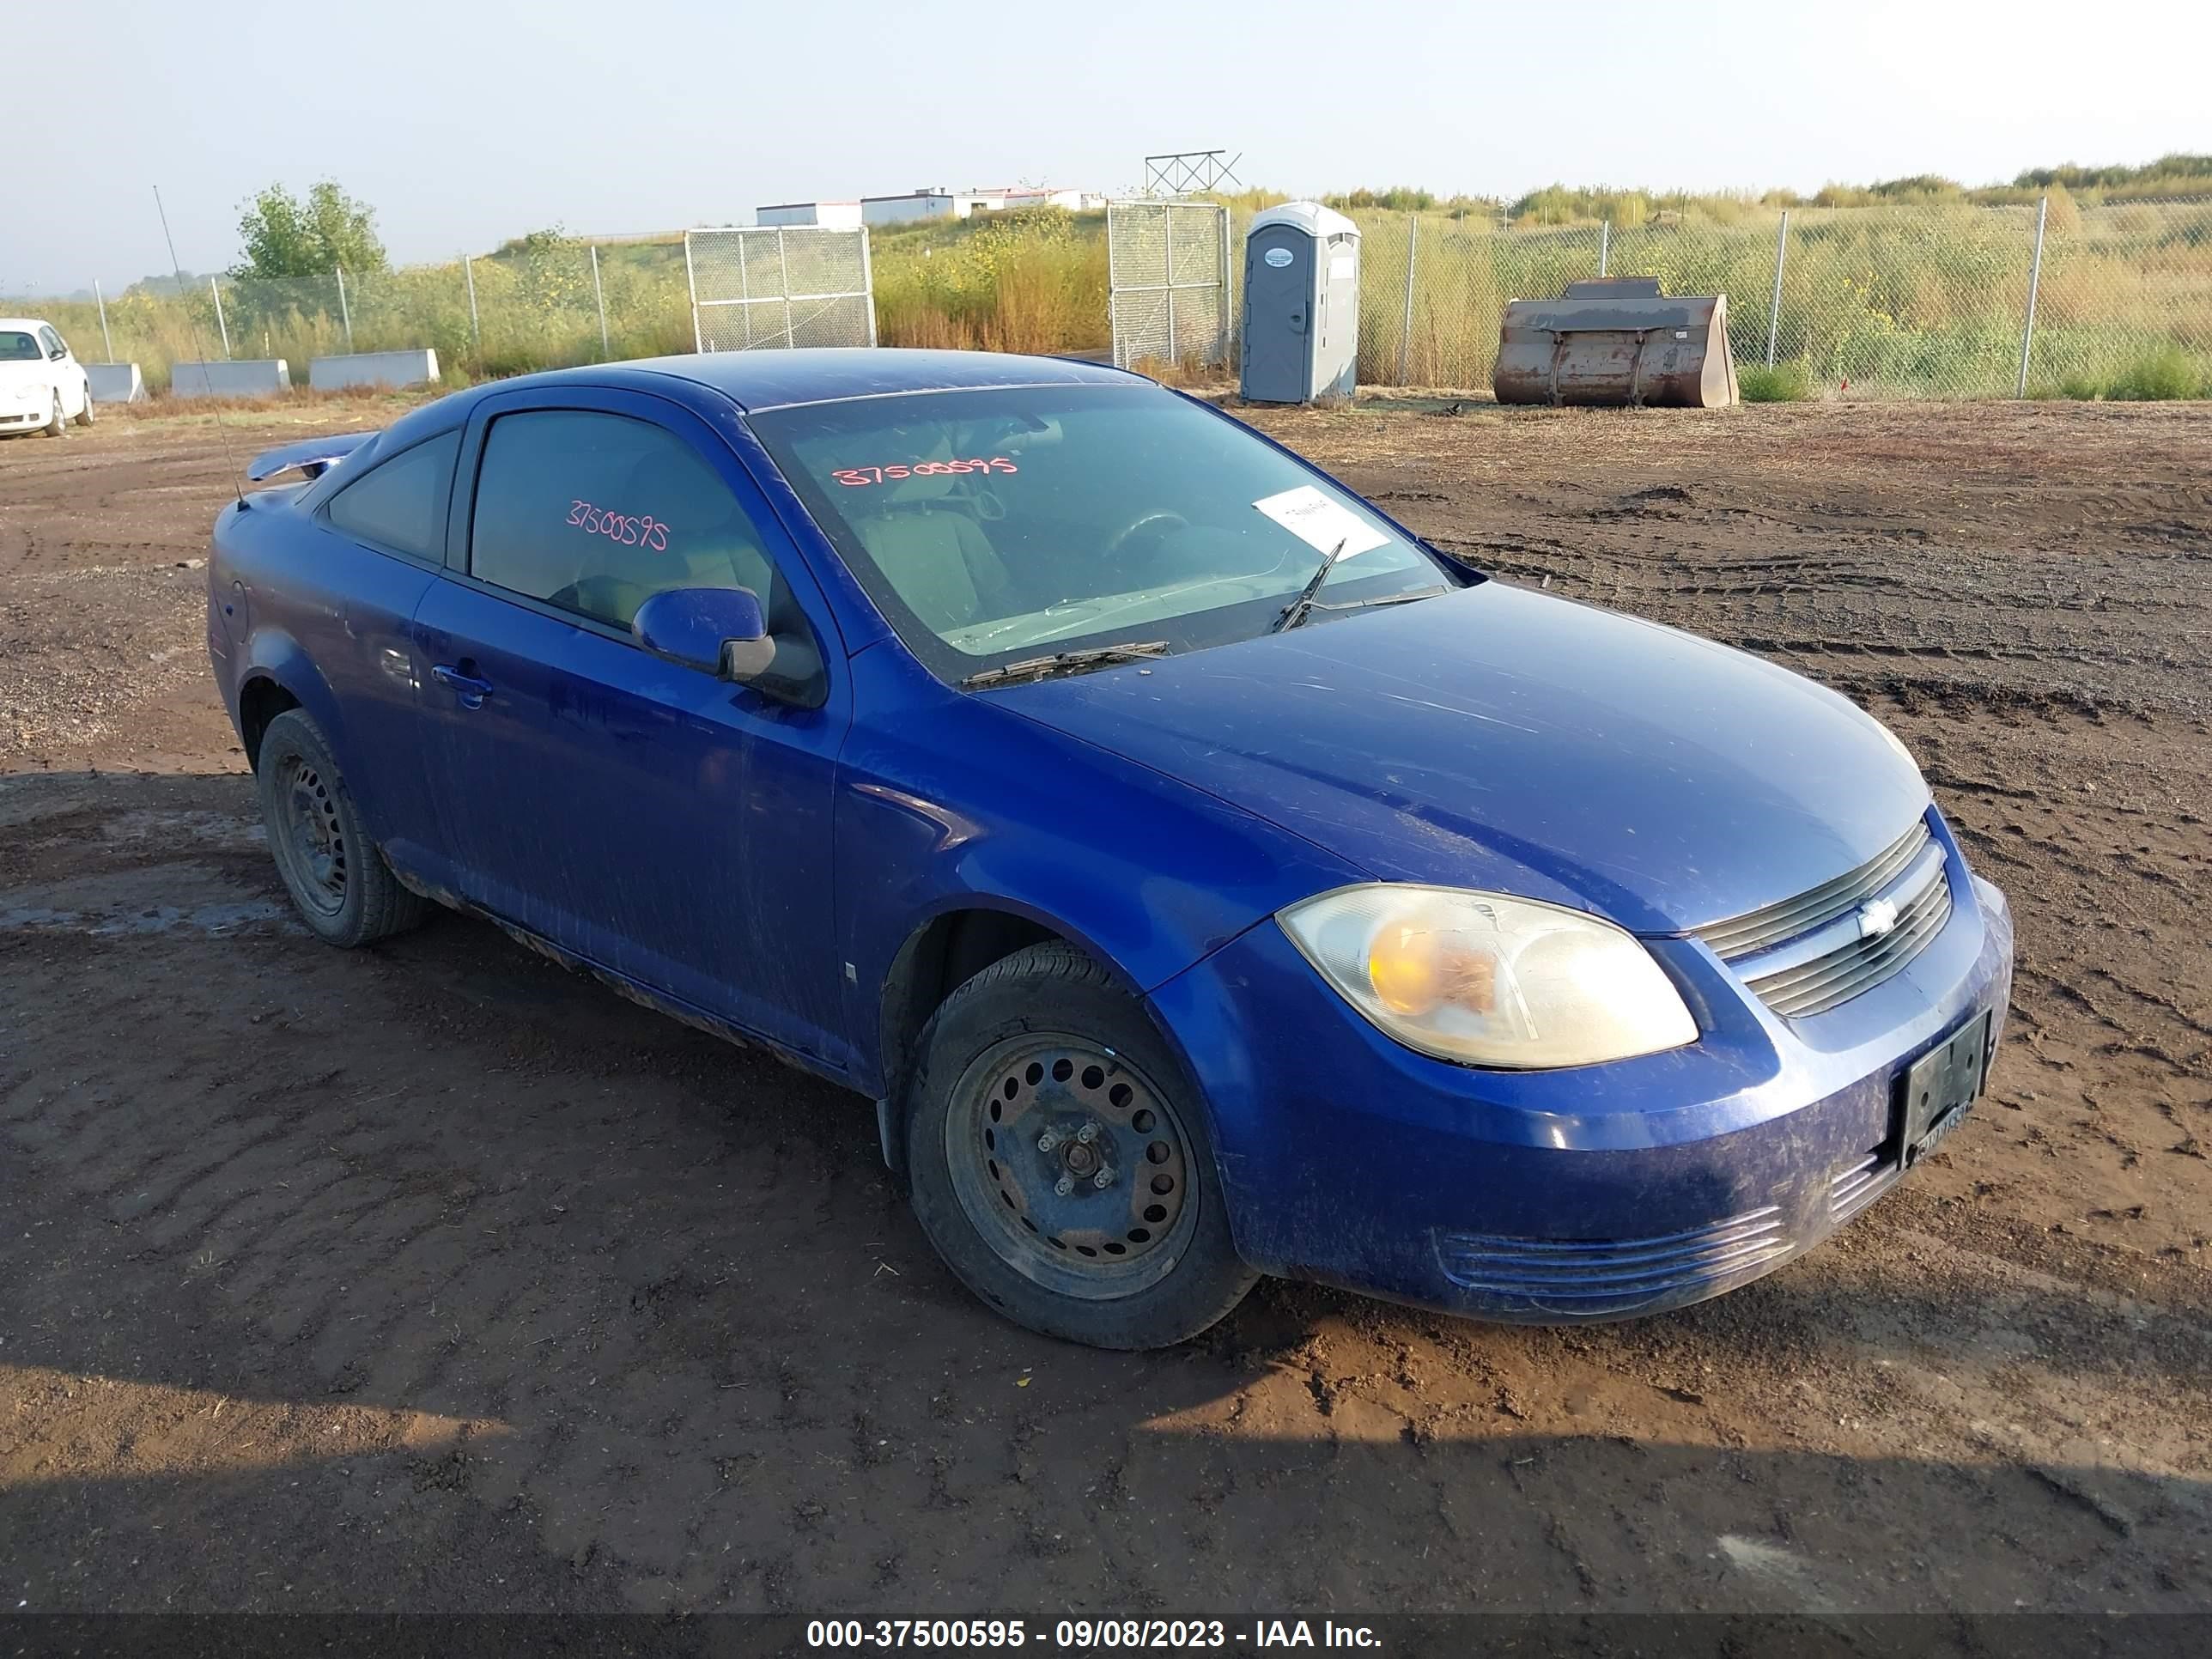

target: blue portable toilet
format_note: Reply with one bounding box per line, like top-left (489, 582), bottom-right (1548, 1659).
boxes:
top-left (1240, 202), bottom-right (1361, 403)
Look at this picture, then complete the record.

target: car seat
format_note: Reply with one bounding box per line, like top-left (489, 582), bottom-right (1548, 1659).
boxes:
top-left (552, 447), bottom-right (782, 629)
top-left (848, 437), bottom-right (1013, 632)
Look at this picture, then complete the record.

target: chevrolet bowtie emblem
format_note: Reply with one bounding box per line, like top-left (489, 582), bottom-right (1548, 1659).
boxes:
top-left (1856, 896), bottom-right (1900, 939)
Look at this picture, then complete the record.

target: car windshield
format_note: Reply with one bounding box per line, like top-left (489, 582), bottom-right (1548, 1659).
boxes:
top-left (0, 331), bottom-right (42, 362)
top-left (747, 384), bottom-right (1458, 684)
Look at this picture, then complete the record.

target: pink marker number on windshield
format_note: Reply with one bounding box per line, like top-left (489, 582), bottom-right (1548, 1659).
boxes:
top-left (830, 457), bottom-right (1018, 488)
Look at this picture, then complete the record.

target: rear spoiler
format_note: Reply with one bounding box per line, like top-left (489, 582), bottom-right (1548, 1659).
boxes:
top-left (245, 431), bottom-right (377, 483)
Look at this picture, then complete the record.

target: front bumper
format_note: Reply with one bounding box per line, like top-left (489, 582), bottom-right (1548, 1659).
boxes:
top-left (1146, 828), bottom-right (2014, 1323)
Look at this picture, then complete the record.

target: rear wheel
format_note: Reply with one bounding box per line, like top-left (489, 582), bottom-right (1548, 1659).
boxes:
top-left (256, 708), bottom-right (430, 947)
top-left (43, 394), bottom-right (64, 438)
top-left (904, 941), bottom-right (1257, 1349)
top-left (73, 380), bottom-right (94, 427)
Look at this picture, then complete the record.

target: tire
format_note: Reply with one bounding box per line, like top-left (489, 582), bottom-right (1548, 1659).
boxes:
top-left (73, 380), bottom-right (94, 427)
top-left (904, 941), bottom-right (1258, 1349)
top-left (43, 394), bottom-right (64, 438)
top-left (256, 708), bottom-right (431, 947)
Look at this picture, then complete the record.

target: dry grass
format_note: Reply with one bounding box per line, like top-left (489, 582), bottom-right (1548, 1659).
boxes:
top-left (872, 210), bottom-right (1109, 355)
top-left (27, 187), bottom-right (2206, 405)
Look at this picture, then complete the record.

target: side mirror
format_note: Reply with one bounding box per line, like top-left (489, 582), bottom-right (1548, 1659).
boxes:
top-left (631, 586), bottom-right (775, 682)
top-left (49, 346), bottom-right (68, 362)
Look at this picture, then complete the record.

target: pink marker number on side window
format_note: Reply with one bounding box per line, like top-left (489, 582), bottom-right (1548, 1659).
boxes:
top-left (564, 500), bottom-right (672, 551)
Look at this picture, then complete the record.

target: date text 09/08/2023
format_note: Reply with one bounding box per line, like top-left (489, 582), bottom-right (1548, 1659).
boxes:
top-left (806, 1619), bottom-right (1382, 1650)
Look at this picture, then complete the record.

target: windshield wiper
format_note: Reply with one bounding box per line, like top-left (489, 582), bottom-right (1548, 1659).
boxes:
top-left (1298, 586), bottom-right (1449, 617)
top-left (962, 641), bottom-right (1170, 689)
top-left (1272, 538), bottom-right (1352, 633)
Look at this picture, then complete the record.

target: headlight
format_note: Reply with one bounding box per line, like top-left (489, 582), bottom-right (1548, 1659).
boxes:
top-left (1278, 885), bottom-right (1698, 1069)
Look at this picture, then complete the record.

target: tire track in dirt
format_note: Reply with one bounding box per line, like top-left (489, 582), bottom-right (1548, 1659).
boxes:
top-left (5, 401), bottom-right (2212, 1621)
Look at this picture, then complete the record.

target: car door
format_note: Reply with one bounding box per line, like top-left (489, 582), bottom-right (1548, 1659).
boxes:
top-left (37, 326), bottom-right (81, 417)
top-left (305, 427), bottom-right (465, 878)
top-left (412, 386), bottom-right (852, 1071)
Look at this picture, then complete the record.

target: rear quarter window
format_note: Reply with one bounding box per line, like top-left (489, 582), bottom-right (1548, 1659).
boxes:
top-left (323, 430), bottom-right (462, 562)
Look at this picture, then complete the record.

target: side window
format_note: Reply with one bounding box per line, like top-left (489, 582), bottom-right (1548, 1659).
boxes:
top-left (469, 410), bottom-right (776, 631)
top-left (325, 430), bottom-right (462, 562)
top-left (40, 326), bottom-right (68, 359)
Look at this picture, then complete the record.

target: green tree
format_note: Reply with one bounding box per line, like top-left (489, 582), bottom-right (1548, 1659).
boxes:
top-left (234, 180), bottom-right (388, 278)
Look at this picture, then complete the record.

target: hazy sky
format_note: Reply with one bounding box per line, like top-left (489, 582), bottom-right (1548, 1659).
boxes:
top-left (13, 0), bottom-right (2209, 292)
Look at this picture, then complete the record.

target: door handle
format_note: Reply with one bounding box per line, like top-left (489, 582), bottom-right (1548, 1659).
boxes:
top-left (432, 662), bottom-right (494, 708)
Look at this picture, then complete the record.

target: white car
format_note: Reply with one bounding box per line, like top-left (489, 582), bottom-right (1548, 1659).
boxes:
top-left (0, 318), bottom-right (95, 437)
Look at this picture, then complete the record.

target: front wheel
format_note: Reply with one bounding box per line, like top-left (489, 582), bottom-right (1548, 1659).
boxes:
top-left (904, 941), bottom-right (1258, 1349)
top-left (43, 394), bottom-right (65, 437)
top-left (73, 380), bottom-right (94, 426)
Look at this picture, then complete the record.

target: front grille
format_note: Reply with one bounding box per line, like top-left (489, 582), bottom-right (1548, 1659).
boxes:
top-left (1697, 821), bottom-right (1931, 959)
top-left (1696, 817), bottom-right (1954, 1019)
top-left (1742, 869), bottom-right (1952, 1018)
top-left (1435, 1206), bottom-right (1795, 1316)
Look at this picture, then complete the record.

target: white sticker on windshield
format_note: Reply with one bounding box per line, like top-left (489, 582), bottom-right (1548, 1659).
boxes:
top-left (1251, 485), bottom-right (1390, 559)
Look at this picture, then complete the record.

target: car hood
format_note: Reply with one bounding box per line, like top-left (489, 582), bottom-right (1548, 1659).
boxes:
top-left (991, 582), bottom-right (1930, 935)
top-left (0, 361), bottom-right (57, 386)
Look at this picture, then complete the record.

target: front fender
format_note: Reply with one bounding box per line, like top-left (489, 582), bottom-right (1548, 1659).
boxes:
top-left (835, 646), bottom-right (1362, 1098)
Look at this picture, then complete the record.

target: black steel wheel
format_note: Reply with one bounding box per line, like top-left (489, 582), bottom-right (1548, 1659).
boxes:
top-left (944, 1035), bottom-right (1199, 1300)
top-left (254, 708), bottom-right (431, 947)
top-left (904, 941), bottom-right (1257, 1348)
top-left (270, 750), bottom-right (349, 920)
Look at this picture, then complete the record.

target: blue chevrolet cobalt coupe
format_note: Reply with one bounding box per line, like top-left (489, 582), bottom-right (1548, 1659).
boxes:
top-left (207, 350), bottom-right (2012, 1348)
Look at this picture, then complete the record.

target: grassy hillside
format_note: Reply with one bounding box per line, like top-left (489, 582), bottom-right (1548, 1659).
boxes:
top-left (24, 155), bottom-right (2210, 398)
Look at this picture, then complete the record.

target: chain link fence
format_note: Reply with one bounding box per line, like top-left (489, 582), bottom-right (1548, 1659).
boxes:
top-left (17, 194), bottom-right (2209, 402)
top-left (1336, 195), bottom-right (2212, 398)
top-left (1107, 200), bottom-right (1231, 370)
top-left (24, 235), bottom-right (773, 393)
top-left (684, 228), bottom-right (875, 353)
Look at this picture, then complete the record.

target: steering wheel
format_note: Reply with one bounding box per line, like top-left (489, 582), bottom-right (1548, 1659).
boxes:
top-left (1103, 510), bottom-right (1189, 562)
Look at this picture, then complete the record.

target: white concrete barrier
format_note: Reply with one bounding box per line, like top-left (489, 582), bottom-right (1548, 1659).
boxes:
top-left (167, 360), bottom-right (291, 399)
top-left (85, 363), bottom-right (147, 404)
top-left (308, 349), bottom-right (441, 392)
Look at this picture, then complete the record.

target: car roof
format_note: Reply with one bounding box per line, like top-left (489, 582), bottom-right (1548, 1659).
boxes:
top-left (478, 347), bottom-right (1146, 414)
top-left (0, 319), bottom-right (53, 332)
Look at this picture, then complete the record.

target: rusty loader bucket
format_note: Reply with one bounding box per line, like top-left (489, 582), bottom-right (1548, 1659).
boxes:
top-left (1493, 277), bottom-right (1739, 408)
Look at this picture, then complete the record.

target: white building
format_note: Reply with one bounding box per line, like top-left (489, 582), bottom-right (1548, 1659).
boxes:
top-left (808, 186), bottom-right (1106, 229)
top-left (755, 200), bottom-right (863, 230)
top-left (860, 189), bottom-right (957, 228)
top-left (957, 187), bottom-right (1108, 216)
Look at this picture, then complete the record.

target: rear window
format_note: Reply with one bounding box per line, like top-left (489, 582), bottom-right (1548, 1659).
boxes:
top-left (324, 430), bottom-right (460, 561)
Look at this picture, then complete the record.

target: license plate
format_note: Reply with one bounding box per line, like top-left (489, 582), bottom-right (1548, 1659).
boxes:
top-left (1899, 1009), bottom-right (1994, 1165)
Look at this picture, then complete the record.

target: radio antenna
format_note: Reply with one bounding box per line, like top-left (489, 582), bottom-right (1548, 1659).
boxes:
top-left (154, 184), bottom-right (246, 505)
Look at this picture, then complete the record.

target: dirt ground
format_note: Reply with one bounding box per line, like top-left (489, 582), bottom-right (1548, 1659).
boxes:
top-left (2, 393), bottom-right (2209, 1630)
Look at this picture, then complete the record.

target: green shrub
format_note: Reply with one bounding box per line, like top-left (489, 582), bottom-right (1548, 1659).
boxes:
top-left (2053, 347), bottom-right (2209, 400)
top-left (1739, 362), bottom-right (1815, 402)
top-left (2108, 346), bottom-right (2206, 400)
